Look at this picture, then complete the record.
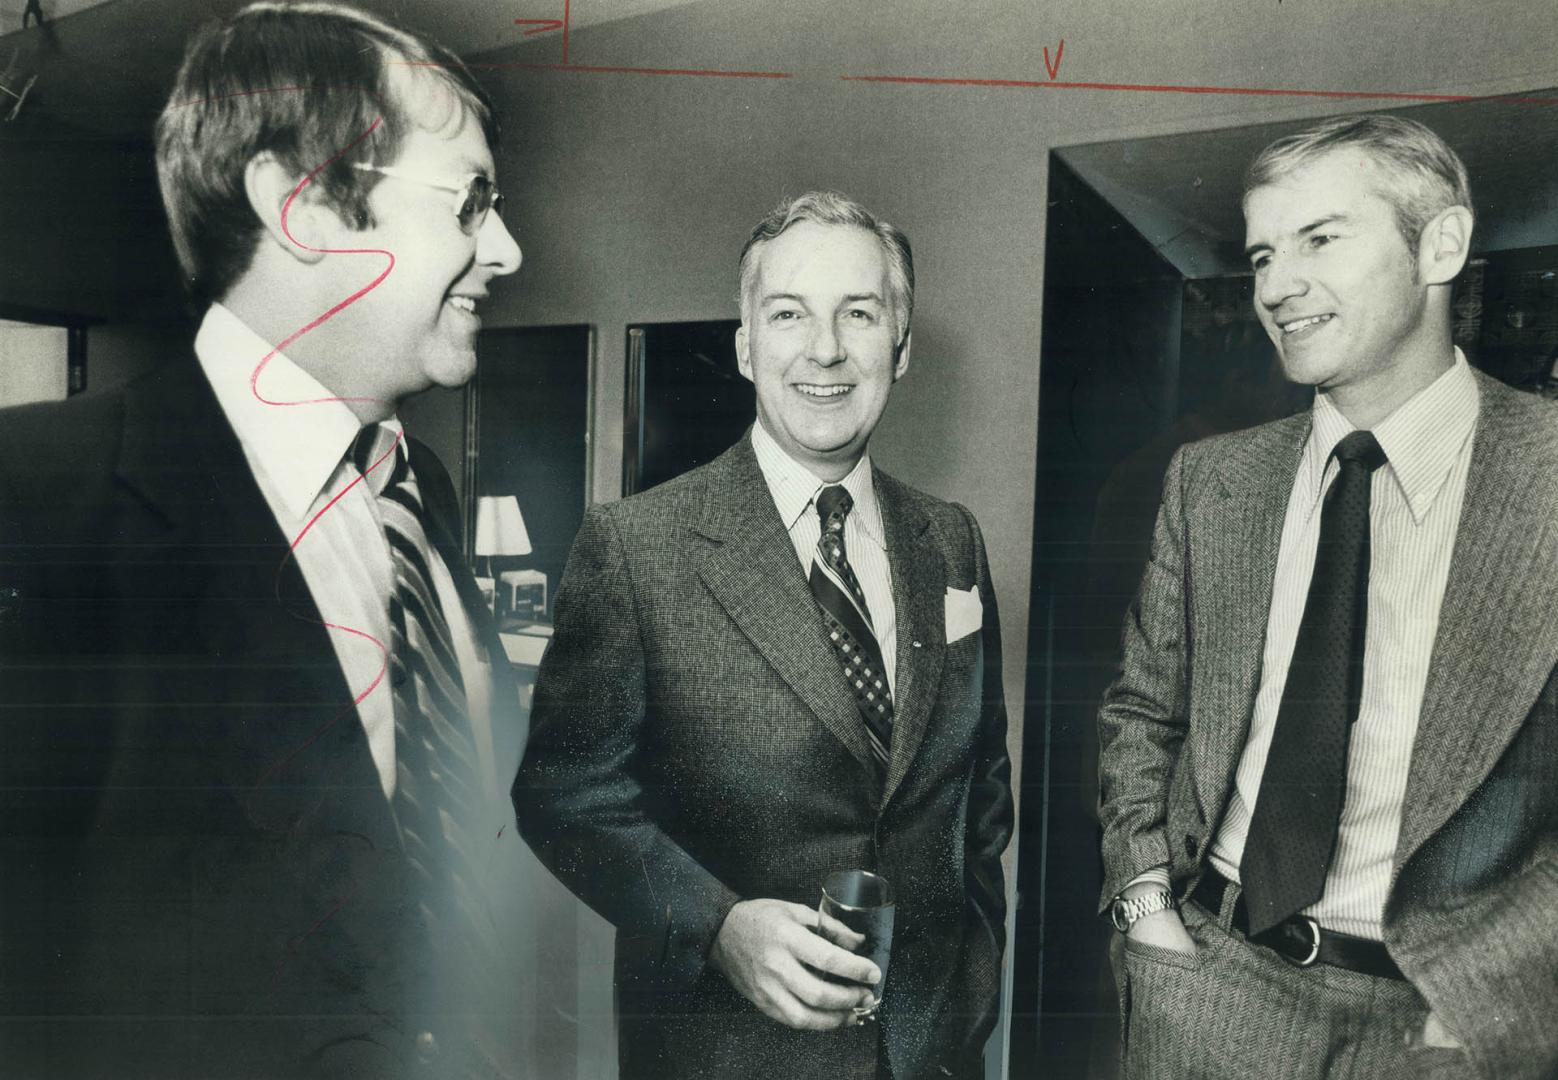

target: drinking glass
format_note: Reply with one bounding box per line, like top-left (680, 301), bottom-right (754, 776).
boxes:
top-left (818, 869), bottom-right (895, 1019)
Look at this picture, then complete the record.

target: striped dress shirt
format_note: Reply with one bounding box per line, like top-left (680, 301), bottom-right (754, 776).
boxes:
top-left (1206, 350), bottom-right (1480, 940)
top-left (750, 422), bottom-right (897, 693)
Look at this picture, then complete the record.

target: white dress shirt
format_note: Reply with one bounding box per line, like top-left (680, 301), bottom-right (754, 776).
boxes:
top-left (195, 303), bottom-right (493, 800)
top-left (750, 421), bottom-right (897, 693)
top-left (1206, 350), bottom-right (1480, 940)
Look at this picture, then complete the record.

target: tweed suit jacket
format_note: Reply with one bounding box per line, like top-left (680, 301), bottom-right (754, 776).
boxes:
top-left (0, 359), bottom-right (523, 1078)
top-left (514, 433), bottom-right (1014, 1080)
top-left (1097, 370), bottom-right (1558, 1078)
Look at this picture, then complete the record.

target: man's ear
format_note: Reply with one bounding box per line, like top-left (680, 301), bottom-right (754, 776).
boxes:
top-left (242, 153), bottom-right (335, 265)
top-left (892, 329), bottom-right (912, 381)
top-left (735, 323), bottom-right (753, 383)
top-left (1419, 205), bottom-right (1473, 287)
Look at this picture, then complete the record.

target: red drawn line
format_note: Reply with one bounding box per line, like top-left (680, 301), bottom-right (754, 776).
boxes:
top-left (514, 18), bottom-right (563, 35)
top-left (841, 74), bottom-right (1558, 106)
top-left (250, 120), bottom-right (394, 410)
top-left (271, 884), bottom-right (362, 995)
top-left (479, 60), bottom-right (790, 79)
top-left (251, 118), bottom-right (400, 795)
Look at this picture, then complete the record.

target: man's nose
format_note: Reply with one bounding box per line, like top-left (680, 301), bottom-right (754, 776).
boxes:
top-left (1256, 250), bottom-right (1306, 312)
top-left (806, 318), bottom-right (846, 366)
top-left (478, 212), bottom-right (522, 276)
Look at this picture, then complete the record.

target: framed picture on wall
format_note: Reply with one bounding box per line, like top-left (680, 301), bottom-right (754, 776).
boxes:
top-left (622, 319), bottom-right (753, 496)
top-left (462, 324), bottom-right (595, 624)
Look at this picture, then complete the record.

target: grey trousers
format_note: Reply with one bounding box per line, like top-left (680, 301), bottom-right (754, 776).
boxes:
top-left (1110, 888), bottom-right (1475, 1079)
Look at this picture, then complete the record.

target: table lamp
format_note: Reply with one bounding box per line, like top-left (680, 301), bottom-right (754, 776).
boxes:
top-left (474, 495), bottom-right (531, 613)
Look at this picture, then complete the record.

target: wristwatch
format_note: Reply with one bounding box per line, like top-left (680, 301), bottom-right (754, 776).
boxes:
top-left (1110, 888), bottom-right (1176, 933)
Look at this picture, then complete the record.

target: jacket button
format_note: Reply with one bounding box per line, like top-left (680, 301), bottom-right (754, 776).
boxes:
top-left (415, 1031), bottom-right (438, 1062)
top-left (1185, 835), bottom-right (1199, 859)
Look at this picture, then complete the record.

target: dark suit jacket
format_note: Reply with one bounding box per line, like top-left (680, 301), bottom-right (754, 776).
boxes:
top-left (1097, 371), bottom-right (1558, 1078)
top-left (0, 358), bottom-right (520, 1078)
top-left (514, 434), bottom-right (1013, 1080)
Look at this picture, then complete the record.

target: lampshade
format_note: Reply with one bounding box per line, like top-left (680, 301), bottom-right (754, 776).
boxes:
top-left (474, 495), bottom-right (532, 557)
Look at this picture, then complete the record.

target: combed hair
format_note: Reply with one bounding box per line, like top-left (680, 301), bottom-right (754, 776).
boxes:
top-left (1244, 113), bottom-right (1472, 248)
top-left (737, 191), bottom-right (915, 341)
top-left (154, 1), bottom-right (497, 303)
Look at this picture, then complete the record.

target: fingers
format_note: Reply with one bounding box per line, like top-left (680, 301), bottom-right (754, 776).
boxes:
top-left (793, 922), bottom-right (879, 987)
top-left (814, 908), bottom-right (867, 952)
top-left (757, 982), bottom-right (867, 1031)
top-left (785, 959), bottom-right (875, 1013)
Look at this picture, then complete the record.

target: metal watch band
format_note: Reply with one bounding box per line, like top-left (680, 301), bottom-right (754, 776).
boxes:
top-left (1112, 888), bottom-right (1176, 933)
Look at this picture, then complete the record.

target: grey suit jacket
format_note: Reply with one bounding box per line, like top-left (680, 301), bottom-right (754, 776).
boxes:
top-left (1097, 371), bottom-right (1558, 1079)
top-left (514, 433), bottom-right (1013, 1080)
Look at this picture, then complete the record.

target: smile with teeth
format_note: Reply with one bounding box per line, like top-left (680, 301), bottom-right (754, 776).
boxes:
top-left (1280, 313), bottom-right (1334, 334)
top-left (795, 384), bottom-right (852, 398)
top-left (447, 296), bottom-right (478, 314)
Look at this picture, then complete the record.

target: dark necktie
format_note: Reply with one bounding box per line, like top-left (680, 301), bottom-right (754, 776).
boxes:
top-left (809, 485), bottom-right (894, 773)
top-left (351, 429), bottom-right (501, 1058)
top-left (1241, 429), bottom-right (1388, 937)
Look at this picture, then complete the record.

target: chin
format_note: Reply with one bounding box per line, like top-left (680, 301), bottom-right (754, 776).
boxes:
top-left (424, 353), bottom-right (479, 391)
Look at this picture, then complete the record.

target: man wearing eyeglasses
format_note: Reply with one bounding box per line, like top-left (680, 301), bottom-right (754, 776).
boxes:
top-left (0, 4), bottom-right (524, 1077)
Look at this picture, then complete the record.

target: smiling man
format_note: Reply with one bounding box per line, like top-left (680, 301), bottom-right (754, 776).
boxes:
top-left (515, 191), bottom-right (1013, 1080)
top-left (1098, 114), bottom-right (1558, 1078)
top-left (0, 4), bottom-right (525, 1077)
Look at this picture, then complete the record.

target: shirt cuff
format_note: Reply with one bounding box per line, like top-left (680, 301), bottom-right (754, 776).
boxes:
top-left (1120, 866), bottom-right (1172, 898)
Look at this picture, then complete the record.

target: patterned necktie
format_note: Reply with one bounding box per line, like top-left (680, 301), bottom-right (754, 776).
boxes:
top-left (1241, 429), bottom-right (1389, 937)
top-left (810, 485), bottom-right (894, 772)
top-left (351, 428), bottom-right (498, 1017)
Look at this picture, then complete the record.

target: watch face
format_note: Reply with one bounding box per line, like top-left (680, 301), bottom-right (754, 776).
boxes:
top-left (1110, 898), bottom-right (1131, 933)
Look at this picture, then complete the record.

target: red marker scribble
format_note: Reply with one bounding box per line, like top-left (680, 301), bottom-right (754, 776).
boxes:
top-left (249, 118), bottom-right (394, 411)
top-left (241, 120), bottom-right (419, 991)
top-left (481, 60), bottom-right (791, 80)
top-left (842, 72), bottom-right (1558, 106)
top-left (251, 117), bottom-right (402, 792)
top-left (515, 18), bottom-right (564, 37)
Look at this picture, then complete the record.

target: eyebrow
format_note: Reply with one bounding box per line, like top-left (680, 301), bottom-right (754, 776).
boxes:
top-left (760, 291), bottom-right (888, 307)
top-left (1244, 213), bottom-right (1351, 260)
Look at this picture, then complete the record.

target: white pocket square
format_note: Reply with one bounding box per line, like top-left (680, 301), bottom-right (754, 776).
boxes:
top-left (944, 585), bottom-right (983, 643)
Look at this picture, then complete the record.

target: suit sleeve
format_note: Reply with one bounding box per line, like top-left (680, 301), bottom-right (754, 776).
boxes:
top-left (949, 503), bottom-right (1015, 1060)
top-left (1096, 445), bottom-right (1193, 911)
top-left (513, 505), bottom-right (740, 990)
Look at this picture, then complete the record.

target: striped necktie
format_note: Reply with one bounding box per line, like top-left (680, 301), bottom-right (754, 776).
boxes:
top-left (351, 428), bottom-right (500, 1044)
top-left (810, 484), bottom-right (894, 773)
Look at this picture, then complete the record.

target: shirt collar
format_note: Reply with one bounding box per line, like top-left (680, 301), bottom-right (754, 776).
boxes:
top-left (1301, 347), bottom-right (1479, 525)
top-left (195, 302), bottom-right (392, 521)
top-left (750, 421), bottom-right (886, 550)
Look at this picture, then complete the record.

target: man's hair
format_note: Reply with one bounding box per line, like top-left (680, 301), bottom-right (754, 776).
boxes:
top-left (154, 1), bottom-right (497, 303)
top-left (1244, 113), bottom-right (1473, 249)
top-left (737, 191), bottom-right (915, 342)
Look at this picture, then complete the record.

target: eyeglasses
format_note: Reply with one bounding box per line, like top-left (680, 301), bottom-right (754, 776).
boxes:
top-left (351, 162), bottom-right (506, 234)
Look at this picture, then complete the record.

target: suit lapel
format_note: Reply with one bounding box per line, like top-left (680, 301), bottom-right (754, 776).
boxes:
top-left (116, 361), bottom-right (390, 841)
top-left (1395, 375), bottom-right (1558, 872)
top-left (1190, 415), bottom-right (1308, 817)
top-left (877, 472), bottom-right (945, 804)
top-left (694, 439), bottom-right (880, 775)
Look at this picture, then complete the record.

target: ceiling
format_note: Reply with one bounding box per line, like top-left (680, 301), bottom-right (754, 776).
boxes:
top-left (1059, 91), bottom-right (1558, 279)
top-left (0, 0), bottom-right (704, 139)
